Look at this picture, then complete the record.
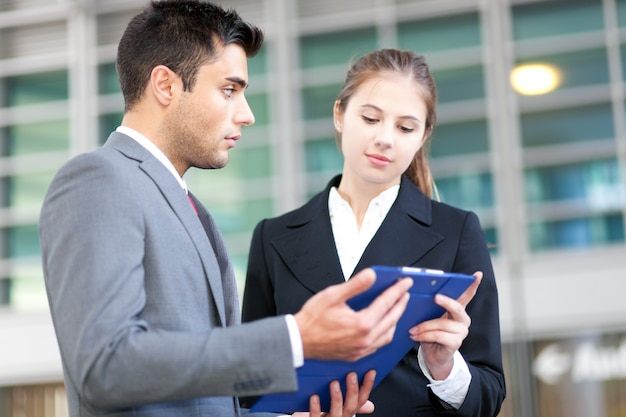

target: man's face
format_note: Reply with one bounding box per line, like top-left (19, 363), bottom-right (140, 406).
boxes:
top-left (163, 43), bottom-right (255, 172)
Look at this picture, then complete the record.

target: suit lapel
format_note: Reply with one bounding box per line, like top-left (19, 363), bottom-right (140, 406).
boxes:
top-left (190, 192), bottom-right (239, 326)
top-left (106, 133), bottom-right (227, 325)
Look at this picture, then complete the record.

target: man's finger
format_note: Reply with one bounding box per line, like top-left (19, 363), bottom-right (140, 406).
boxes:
top-left (362, 276), bottom-right (413, 317)
top-left (323, 268), bottom-right (377, 304)
top-left (366, 290), bottom-right (410, 347)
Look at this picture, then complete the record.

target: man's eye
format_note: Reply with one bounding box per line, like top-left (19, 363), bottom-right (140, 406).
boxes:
top-left (223, 88), bottom-right (235, 97)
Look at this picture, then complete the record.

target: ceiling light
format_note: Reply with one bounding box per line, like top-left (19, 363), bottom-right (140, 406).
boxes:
top-left (510, 63), bottom-right (562, 95)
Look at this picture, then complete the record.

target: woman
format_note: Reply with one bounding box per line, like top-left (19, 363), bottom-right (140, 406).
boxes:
top-left (242, 49), bottom-right (506, 416)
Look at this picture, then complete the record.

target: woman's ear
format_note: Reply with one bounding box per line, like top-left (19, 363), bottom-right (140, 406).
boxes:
top-left (422, 125), bottom-right (433, 143)
top-left (333, 99), bottom-right (343, 132)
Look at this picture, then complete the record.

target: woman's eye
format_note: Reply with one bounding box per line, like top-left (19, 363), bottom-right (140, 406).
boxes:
top-left (399, 125), bottom-right (415, 133)
top-left (362, 115), bottom-right (377, 123)
top-left (223, 88), bottom-right (235, 97)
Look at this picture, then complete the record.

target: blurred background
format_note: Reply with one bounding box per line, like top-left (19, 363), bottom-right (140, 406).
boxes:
top-left (1, 0), bottom-right (625, 415)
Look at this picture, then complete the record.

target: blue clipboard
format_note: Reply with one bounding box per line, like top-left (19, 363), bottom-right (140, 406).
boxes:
top-left (250, 265), bottom-right (476, 413)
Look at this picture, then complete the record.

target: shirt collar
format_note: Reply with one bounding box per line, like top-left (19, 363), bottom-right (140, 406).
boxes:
top-left (116, 126), bottom-right (189, 193)
top-left (328, 184), bottom-right (400, 219)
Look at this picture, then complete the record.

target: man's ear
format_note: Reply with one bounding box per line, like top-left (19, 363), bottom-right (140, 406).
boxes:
top-left (150, 65), bottom-right (180, 106)
top-left (333, 99), bottom-right (343, 132)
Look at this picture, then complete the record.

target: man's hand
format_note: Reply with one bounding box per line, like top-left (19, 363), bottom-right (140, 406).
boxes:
top-left (294, 268), bottom-right (412, 362)
top-left (409, 271), bottom-right (482, 379)
top-left (292, 370), bottom-right (377, 417)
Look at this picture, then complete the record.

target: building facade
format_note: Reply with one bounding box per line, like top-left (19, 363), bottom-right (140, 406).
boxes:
top-left (1, 0), bottom-right (625, 416)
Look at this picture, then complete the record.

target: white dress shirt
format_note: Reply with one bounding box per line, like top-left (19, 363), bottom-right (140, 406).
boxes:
top-left (115, 126), bottom-right (304, 369)
top-left (328, 185), bottom-right (471, 409)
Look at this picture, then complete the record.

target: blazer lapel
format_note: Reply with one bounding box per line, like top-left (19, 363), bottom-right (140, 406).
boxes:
top-left (270, 175), bottom-right (445, 293)
top-left (354, 177), bottom-right (444, 274)
top-left (271, 180), bottom-right (346, 294)
top-left (106, 133), bottom-right (227, 325)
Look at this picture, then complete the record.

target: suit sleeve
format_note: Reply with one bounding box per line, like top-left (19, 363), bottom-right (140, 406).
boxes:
top-left (39, 154), bottom-right (297, 410)
top-left (442, 211), bottom-right (506, 416)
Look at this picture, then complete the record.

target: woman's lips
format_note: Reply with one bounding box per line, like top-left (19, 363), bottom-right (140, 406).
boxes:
top-left (367, 153), bottom-right (391, 167)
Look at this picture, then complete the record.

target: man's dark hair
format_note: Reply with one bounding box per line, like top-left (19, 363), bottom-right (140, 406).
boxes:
top-left (116, 0), bottom-right (264, 111)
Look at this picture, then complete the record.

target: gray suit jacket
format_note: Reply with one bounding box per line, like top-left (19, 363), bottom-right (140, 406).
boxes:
top-left (39, 132), bottom-right (296, 417)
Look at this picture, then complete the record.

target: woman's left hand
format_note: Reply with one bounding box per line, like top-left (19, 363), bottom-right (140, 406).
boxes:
top-left (408, 271), bottom-right (482, 380)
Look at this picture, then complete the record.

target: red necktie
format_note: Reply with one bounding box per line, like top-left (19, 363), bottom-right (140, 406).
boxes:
top-left (188, 194), bottom-right (198, 215)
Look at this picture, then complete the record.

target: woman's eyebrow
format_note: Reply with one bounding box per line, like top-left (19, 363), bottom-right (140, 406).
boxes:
top-left (359, 104), bottom-right (421, 122)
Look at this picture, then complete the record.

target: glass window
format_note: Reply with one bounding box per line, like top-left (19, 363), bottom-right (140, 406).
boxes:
top-left (436, 172), bottom-right (494, 210)
top-left (211, 198), bottom-right (274, 234)
top-left (6, 70), bottom-right (68, 106)
top-left (529, 214), bottom-right (624, 250)
top-left (525, 159), bottom-right (623, 208)
top-left (230, 252), bottom-right (250, 286)
top-left (520, 103), bottom-right (614, 148)
top-left (398, 13), bottom-right (481, 53)
top-left (100, 112), bottom-right (123, 144)
top-left (9, 120), bottom-right (70, 155)
top-left (618, 44), bottom-right (626, 81)
top-left (225, 145), bottom-right (272, 179)
top-left (0, 278), bottom-right (9, 304)
top-left (512, 0), bottom-right (604, 41)
top-left (9, 225), bottom-right (40, 258)
top-left (0, 127), bottom-right (7, 156)
top-left (8, 263), bottom-right (47, 311)
top-left (9, 172), bottom-right (55, 208)
top-left (246, 93), bottom-right (270, 126)
top-left (98, 63), bottom-right (120, 95)
top-left (0, 188), bottom-right (5, 217)
top-left (301, 83), bottom-right (341, 121)
top-left (516, 48), bottom-right (609, 92)
top-left (525, 158), bottom-right (625, 251)
top-left (299, 28), bottom-right (377, 69)
top-left (305, 137), bottom-right (343, 174)
top-left (434, 172), bottom-right (497, 252)
top-left (483, 228), bottom-right (498, 254)
top-left (431, 119), bottom-right (489, 157)
top-left (618, 0), bottom-right (626, 27)
top-left (433, 65), bottom-right (485, 103)
top-left (248, 44), bottom-right (267, 77)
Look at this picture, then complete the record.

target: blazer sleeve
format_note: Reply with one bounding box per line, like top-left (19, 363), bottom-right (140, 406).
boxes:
top-left (39, 153), bottom-right (297, 410)
top-left (242, 219), bottom-right (278, 323)
top-left (445, 211), bottom-right (506, 417)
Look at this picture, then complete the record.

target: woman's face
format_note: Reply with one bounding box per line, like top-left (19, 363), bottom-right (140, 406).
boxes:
top-left (335, 73), bottom-right (429, 190)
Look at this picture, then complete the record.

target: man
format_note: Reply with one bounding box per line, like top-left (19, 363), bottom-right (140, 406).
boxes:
top-left (38, 1), bottom-right (412, 416)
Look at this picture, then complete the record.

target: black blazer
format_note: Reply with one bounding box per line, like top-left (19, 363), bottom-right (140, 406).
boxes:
top-left (242, 175), bottom-right (506, 417)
